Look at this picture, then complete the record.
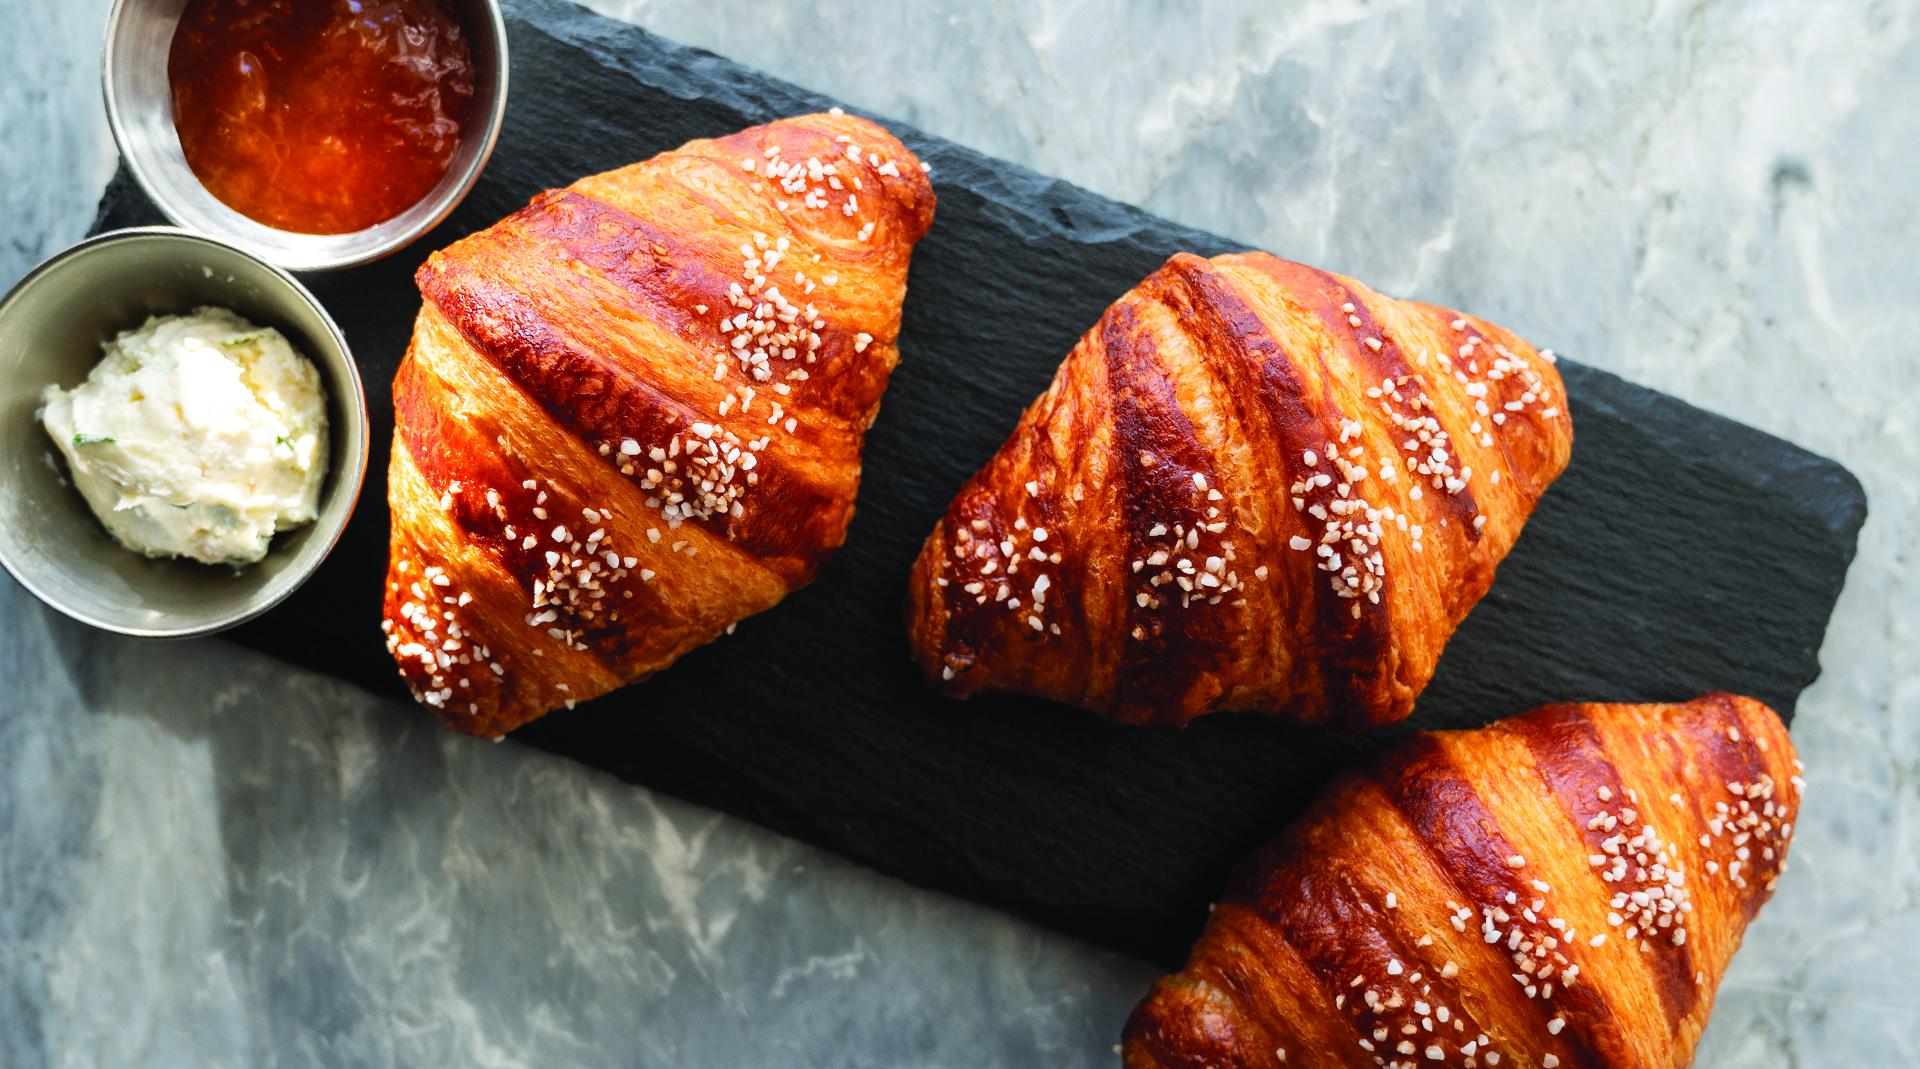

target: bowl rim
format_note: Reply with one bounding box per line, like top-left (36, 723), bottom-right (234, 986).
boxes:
top-left (0, 225), bottom-right (371, 639)
top-left (100, 0), bottom-right (511, 273)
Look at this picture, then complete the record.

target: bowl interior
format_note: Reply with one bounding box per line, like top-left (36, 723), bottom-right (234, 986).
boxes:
top-left (0, 229), bottom-right (368, 638)
top-left (105, 0), bottom-right (507, 272)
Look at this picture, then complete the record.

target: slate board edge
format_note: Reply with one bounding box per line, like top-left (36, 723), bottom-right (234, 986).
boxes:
top-left (524, 0), bottom-right (1247, 259)
top-left (1555, 362), bottom-right (1867, 543)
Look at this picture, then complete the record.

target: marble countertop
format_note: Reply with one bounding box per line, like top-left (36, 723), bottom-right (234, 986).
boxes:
top-left (3, 0), bottom-right (1915, 1065)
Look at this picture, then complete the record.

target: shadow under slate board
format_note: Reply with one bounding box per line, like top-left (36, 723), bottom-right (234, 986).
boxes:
top-left (93, 0), bottom-right (1866, 969)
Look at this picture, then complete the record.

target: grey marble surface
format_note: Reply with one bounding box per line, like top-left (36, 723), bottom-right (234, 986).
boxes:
top-left (3, 0), bottom-right (1917, 1065)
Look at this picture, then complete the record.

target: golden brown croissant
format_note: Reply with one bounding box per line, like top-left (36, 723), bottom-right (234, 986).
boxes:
top-left (380, 113), bottom-right (935, 736)
top-left (906, 250), bottom-right (1572, 730)
top-left (1124, 693), bottom-right (1801, 1069)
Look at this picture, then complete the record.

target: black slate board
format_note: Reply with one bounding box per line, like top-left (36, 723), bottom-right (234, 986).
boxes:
top-left (93, 0), bottom-right (1867, 968)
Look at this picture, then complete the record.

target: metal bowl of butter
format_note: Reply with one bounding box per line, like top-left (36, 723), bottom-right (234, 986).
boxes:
top-left (0, 227), bottom-right (368, 638)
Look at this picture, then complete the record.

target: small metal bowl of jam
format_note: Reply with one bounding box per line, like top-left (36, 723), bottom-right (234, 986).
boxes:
top-left (102, 0), bottom-right (509, 273)
top-left (0, 227), bottom-right (369, 638)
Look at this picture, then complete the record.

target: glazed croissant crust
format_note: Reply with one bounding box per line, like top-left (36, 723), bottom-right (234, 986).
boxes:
top-left (1124, 693), bottom-right (1802, 1069)
top-left (381, 113), bottom-right (935, 736)
top-left (906, 251), bottom-right (1572, 730)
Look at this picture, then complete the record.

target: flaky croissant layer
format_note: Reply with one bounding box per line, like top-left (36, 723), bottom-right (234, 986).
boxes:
top-left (382, 113), bottom-right (935, 736)
top-left (907, 251), bottom-right (1572, 731)
top-left (1123, 693), bottom-right (1802, 1069)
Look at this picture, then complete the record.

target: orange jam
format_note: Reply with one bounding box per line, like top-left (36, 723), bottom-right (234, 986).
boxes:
top-left (169, 0), bottom-right (477, 235)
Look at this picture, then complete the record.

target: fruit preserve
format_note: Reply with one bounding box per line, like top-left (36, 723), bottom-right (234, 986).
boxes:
top-left (169, 0), bottom-right (477, 235)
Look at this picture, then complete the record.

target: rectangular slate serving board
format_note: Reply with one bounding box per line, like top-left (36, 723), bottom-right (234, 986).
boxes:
top-left (93, 0), bottom-right (1867, 968)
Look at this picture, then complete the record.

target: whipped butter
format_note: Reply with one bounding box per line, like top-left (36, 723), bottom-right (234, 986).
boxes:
top-left (40, 306), bottom-right (329, 565)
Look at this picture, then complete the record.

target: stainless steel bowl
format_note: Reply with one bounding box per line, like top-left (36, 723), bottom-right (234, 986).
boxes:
top-left (102, 0), bottom-right (509, 273)
top-left (0, 227), bottom-right (369, 638)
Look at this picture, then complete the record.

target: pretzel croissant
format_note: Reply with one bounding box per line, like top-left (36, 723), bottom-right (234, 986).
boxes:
top-left (1124, 693), bottom-right (1801, 1069)
top-left (906, 251), bottom-right (1572, 730)
top-left (381, 113), bottom-right (935, 736)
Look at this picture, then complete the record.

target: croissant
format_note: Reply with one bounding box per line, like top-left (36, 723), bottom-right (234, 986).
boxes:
top-left (1123, 693), bottom-right (1801, 1069)
top-left (905, 250), bottom-right (1572, 730)
top-left (381, 113), bottom-right (935, 736)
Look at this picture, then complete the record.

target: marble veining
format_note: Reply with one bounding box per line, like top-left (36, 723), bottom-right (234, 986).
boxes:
top-left (0, 0), bottom-right (115, 290)
top-left (0, 579), bottom-right (1153, 1068)
top-left (4, 0), bottom-right (1918, 1064)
